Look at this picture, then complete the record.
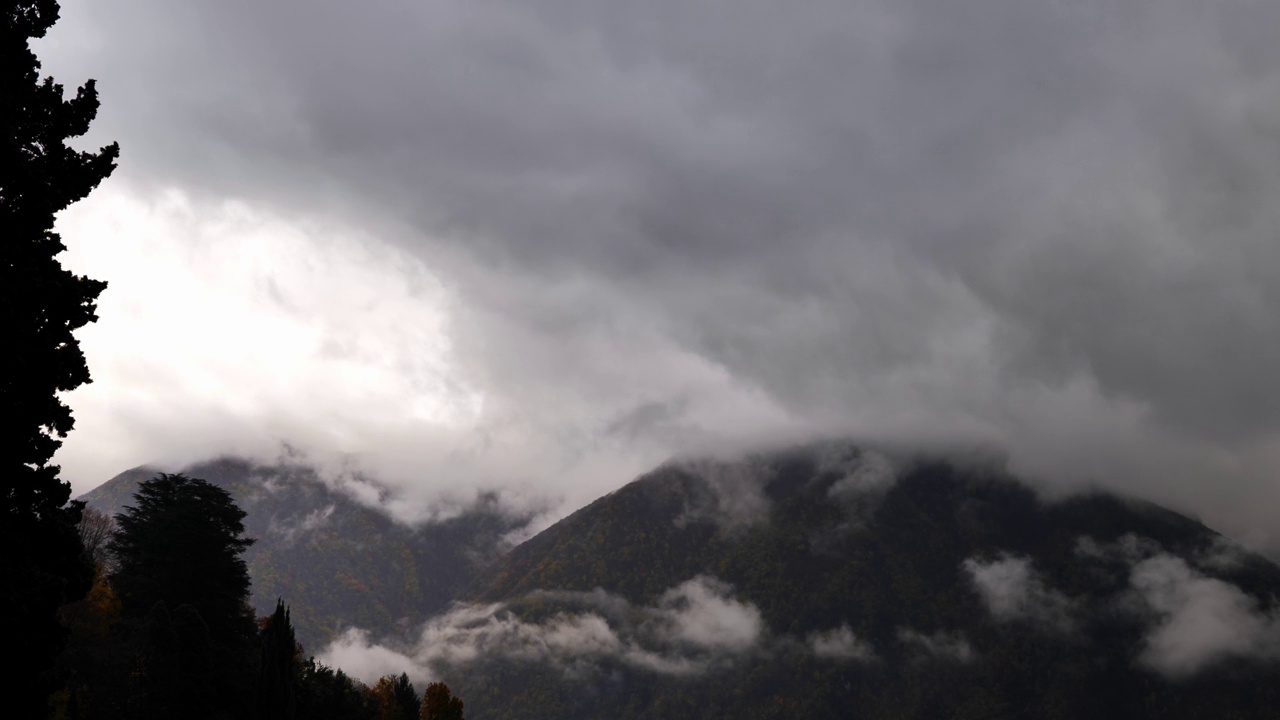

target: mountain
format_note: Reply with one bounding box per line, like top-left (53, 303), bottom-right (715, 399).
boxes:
top-left (411, 442), bottom-right (1280, 719)
top-left (81, 458), bottom-right (528, 652)
top-left (82, 444), bottom-right (1280, 718)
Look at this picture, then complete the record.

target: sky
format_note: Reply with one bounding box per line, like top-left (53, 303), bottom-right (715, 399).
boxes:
top-left (33, 0), bottom-right (1280, 546)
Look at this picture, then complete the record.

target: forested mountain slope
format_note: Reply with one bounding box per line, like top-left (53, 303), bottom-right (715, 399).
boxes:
top-left (423, 442), bottom-right (1280, 719)
top-left (82, 458), bottom-right (525, 651)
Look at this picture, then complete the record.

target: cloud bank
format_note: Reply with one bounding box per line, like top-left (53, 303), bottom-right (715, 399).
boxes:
top-left (34, 0), bottom-right (1280, 546)
top-left (320, 576), bottom-right (769, 682)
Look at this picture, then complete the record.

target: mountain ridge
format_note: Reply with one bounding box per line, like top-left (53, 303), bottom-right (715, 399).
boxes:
top-left (426, 443), bottom-right (1280, 719)
top-left (80, 457), bottom-right (528, 652)
top-left (82, 442), bottom-right (1280, 718)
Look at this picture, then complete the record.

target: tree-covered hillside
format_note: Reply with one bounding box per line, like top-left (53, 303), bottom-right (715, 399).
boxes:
top-left (413, 442), bottom-right (1280, 719)
top-left (82, 458), bottom-right (527, 651)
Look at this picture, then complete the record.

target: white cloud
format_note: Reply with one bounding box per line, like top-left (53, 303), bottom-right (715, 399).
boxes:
top-left (1128, 554), bottom-right (1280, 677)
top-left (318, 576), bottom-right (765, 684)
top-left (319, 628), bottom-right (421, 684)
top-left (963, 554), bottom-right (1075, 631)
top-left (809, 624), bottom-right (877, 662)
top-left (652, 576), bottom-right (764, 652)
top-left (53, 185), bottom-right (810, 525)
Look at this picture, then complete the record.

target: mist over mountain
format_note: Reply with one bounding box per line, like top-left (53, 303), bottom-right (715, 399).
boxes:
top-left (316, 442), bottom-right (1280, 719)
top-left (27, 0), bottom-right (1280, 715)
top-left (81, 458), bottom-right (530, 651)
top-left (81, 442), bottom-right (1280, 718)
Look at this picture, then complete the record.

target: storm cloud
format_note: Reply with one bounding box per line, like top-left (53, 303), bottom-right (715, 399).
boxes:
top-left (36, 0), bottom-right (1280, 545)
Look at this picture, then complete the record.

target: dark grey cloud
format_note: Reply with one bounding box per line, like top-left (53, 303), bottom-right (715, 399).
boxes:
top-left (39, 0), bottom-right (1280, 544)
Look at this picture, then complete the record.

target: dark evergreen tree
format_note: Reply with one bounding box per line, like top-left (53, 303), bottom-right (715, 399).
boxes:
top-left (109, 473), bottom-right (258, 718)
top-left (1, 0), bottom-right (118, 715)
top-left (257, 599), bottom-right (299, 720)
top-left (391, 673), bottom-right (420, 720)
top-left (109, 474), bottom-right (254, 632)
top-left (297, 659), bottom-right (375, 720)
top-left (420, 682), bottom-right (464, 720)
top-left (371, 673), bottom-right (420, 720)
top-left (130, 602), bottom-right (216, 720)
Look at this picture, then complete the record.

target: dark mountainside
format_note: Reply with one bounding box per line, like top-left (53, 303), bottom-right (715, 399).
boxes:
top-left (422, 443), bottom-right (1280, 720)
top-left (79, 444), bottom-right (1280, 719)
top-left (81, 458), bottom-right (527, 652)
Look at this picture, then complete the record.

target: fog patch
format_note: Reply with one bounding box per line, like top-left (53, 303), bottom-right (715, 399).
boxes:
top-left (652, 576), bottom-right (764, 653)
top-left (897, 628), bottom-right (975, 663)
top-left (1074, 534), bottom-right (1163, 564)
top-left (963, 554), bottom-right (1075, 632)
top-left (809, 624), bottom-right (877, 662)
top-left (269, 503), bottom-right (336, 542)
top-left (1128, 554), bottom-right (1280, 677)
top-left (318, 576), bottom-right (766, 683)
top-left (671, 457), bottom-right (773, 530)
top-left (1193, 536), bottom-right (1249, 573)
top-left (826, 449), bottom-right (898, 502)
top-left (896, 628), bottom-right (975, 663)
top-left (319, 628), bottom-right (422, 684)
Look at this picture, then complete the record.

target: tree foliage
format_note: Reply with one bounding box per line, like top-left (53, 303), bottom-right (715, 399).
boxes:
top-left (108, 473), bottom-right (258, 718)
top-left (1, 0), bottom-right (118, 714)
top-left (109, 473), bottom-right (255, 633)
top-left (296, 659), bottom-right (375, 720)
top-left (257, 599), bottom-right (299, 720)
top-left (371, 673), bottom-right (419, 720)
top-left (420, 682), bottom-right (464, 720)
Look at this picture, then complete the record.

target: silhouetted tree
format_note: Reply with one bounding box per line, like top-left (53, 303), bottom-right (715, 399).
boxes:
top-left (109, 473), bottom-right (258, 718)
top-left (392, 674), bottom-right (420, 720)
top-left (371, 673), bottom-right (419, 720)
top-left (297, 659), bottom-right (374, 720)
top-left (1, 0), bottom-right (118, 714)
top-left (420, 682), bottom-right (464, 720)
top-left (129, 602), bottom-right (216, 720)
top-left (109, 475), bottom-right (254, 632)
top-left (257, 599), bottom-right (299, 720)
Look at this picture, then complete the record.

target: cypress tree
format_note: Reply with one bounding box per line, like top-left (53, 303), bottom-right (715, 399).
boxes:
top-left (1, 0), bottom-right (118, 715)
top-left (258, 599), bottom-right (299, 720)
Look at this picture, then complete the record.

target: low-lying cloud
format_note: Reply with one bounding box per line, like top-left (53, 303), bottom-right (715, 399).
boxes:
top-left (809, 624), bottom-right (877, 662)
top-left (896, 628), bottom-right (975, 664)
top-left (1128, 554), bottom-right (1280, 677)
top-left (320, 576), bottom-right (767, 683)
top-left (1074, 533), bottom-right (1280, 677)
top-left (963, 554), bottom-right (1075, 632)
